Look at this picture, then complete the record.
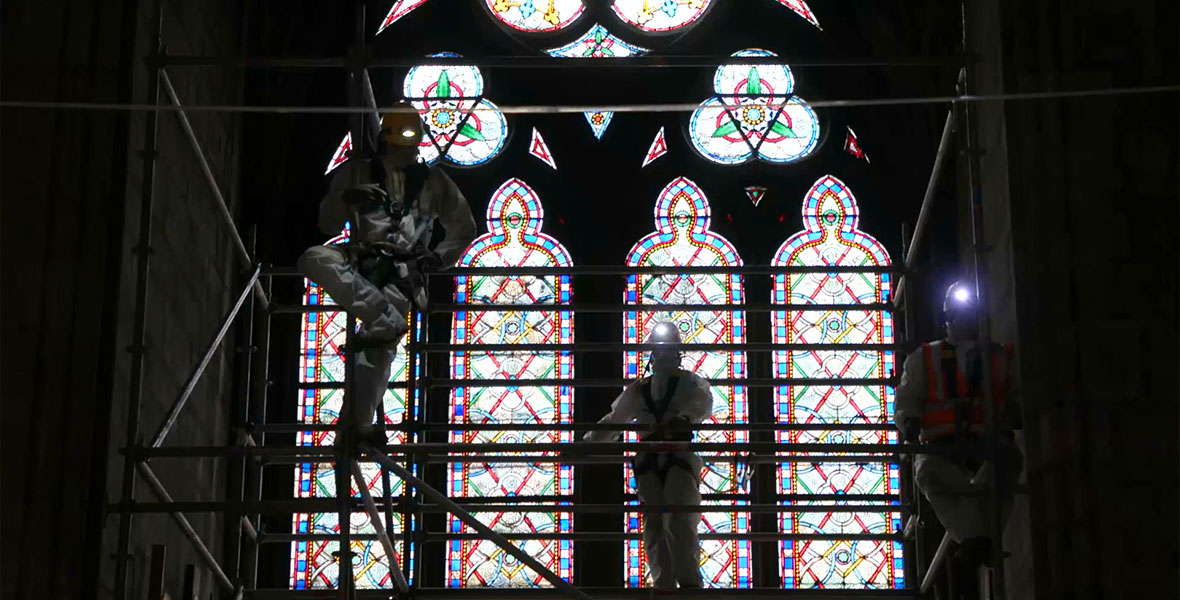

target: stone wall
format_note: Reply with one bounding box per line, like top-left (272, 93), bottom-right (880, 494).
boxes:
top-left (1, 1), bottom-right (246, 598)
top-left (968, 0), bottom-right (1179, 597)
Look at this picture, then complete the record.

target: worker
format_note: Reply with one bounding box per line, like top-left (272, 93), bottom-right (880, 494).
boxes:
top-left (895, 281), bottom-right (1023, 568)
top-left (298, 106), bottom-right (476, 447)
top-left (583, 322), bottom-right (712, 590)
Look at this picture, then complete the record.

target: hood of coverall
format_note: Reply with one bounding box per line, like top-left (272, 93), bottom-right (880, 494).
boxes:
top-left (379, 107), bottom-right (424, 169)
top-left (647, 321), bottom-right (684, 376)
top-left (943, 281), bottom-right (980, 343)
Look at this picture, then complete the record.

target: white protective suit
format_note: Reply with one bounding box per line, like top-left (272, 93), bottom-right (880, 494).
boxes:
top-left (298, 157), bottom-right (476, 439)
top-left (585, 368), bottom-right (713, 589)
top-left (895, 338), bottom-right (1023, 543)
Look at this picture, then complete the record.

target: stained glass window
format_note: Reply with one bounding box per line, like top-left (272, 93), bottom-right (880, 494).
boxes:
top-left (484, 0), bottom-right (586, 32)
top-left (547, 25), bottom-right (648, 140)
top-left (291, 227), bottom-right (417, 590)
top-left (529, 128), bottom-right (558, 170)
top-left (689, 49), bottom-right (820, 165)
top-left (642, 127), bottom-right (669, 167)
top-left (404, 53), bottom-right (509, 167)
top-left (377, 0), bottom-right (431, 34)
top-left (772, 0), bottom-right (821, 28)
top-left (547, 23), bottom-right (649, 58)
top-left (325, 55), bottom-right (508, 171)
top-left (448, 178), bottom-right (575, 587)
top-left (612, 0), bottom-right (714, 33)
top-left (771, 175), bottom-right (903, 589)
top-left (844, 126), bottom-right (870, 163)
top-left (623, 177), bottom-right (751, 588)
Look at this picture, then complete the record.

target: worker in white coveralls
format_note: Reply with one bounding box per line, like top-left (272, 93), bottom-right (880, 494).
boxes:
top-left (298, 107), bottom-right (476, 447)
top-left (895, 281), bottom-right (1023, 568)
top-left (583, 322), bottom-right (711, 590)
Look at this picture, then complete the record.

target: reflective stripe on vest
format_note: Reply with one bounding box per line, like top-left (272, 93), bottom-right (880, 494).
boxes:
top-left (919, 340), bottom-right (1011, 442)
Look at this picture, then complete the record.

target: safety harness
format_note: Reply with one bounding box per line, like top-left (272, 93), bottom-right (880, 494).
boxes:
top-left (633, 376), bottom-right (697, 482)
top-left (354, 159), bottom-right (432, 294)
top-left (919, 340), bottom-right (1012, 443)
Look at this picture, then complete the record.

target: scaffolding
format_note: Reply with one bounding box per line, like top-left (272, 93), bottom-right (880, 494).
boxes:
top-left (106, 2), bottom-right (1015, 599)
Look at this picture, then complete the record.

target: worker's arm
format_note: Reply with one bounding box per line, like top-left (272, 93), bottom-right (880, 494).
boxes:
top-left (894, 349), bottom-right (926, 442)
top-left (583, 384), bottom-right (642, 442)
top-left (427, 167), bottom-right (477, 267)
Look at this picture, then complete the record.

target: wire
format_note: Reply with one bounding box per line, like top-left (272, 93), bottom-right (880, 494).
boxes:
top-left (1, 84), bottom-right (1176, 114)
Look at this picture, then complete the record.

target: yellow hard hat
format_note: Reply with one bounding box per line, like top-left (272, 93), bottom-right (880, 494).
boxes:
top-left (380, 108), bottom-right (424, 147)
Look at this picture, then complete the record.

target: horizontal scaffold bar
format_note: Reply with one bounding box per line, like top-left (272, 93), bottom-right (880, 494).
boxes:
top-left (263, 265), bottom-right (902, 277)
top-left (297, 377), bottom-right (896, 389)
top-left (256, 454), bottom-right (897, 465)
top-left (158, 53), bottom-right (955, 69)
top-left (275, 303), bottom-right (895, 314)
top-left (250, 422), bottom-right (895, 433)
top-left (261, 532), bottom-right (900, 543)
top-left (127, 440), bottom-right (977, 459)
top-left (408, 342), bottom-right (901, 353)
top-left (243, 588), bottom-right (919, 600)
top-left (432, 302), bottom-right (895, 313)
top-left (114, 500), bottom-right (903, 514)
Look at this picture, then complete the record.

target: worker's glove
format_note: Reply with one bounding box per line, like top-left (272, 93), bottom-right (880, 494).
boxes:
top-left (902, 418), bottom-right (921, 444)
top-left (342, 183), bottom-right (387, 206)
top-left (411, 243), bottom-right (443, 272)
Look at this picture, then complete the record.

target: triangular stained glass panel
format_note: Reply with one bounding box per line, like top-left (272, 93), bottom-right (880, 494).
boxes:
top-left (376, 0), bottom-right (431, 34)
top-left (325, 133), bottom-right (352, 174)
top-left (641, 127), bottom-right (668, 167)
top-left (584, 111), bottom-right (614, 139)
top-left (745, 186), bottom-right (767, 207)
top-left (843, 126), bottom-right (870, 163)
top-left (529, 127), bottom-right (558, 170)
top-left (772, 0), bottom-right (821, 29)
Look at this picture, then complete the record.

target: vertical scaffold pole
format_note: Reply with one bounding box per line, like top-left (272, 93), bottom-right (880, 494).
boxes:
top-left (112, 0), bottom-right (164, 596)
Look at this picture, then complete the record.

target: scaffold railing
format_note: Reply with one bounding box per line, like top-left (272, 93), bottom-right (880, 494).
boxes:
top-left (104, 0), bottom-right (1007, 596)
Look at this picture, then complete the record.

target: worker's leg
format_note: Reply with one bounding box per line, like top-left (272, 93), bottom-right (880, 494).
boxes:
top-left (343, 281), bottom-right (411, 442)
top-left (914, 453), bottom-right (985, 542)
top-left (637, 471), bottom-right (676, 589)
top-left (663, 467), bottom-right (703, 588)
top-left (297, 245), bottom-right (407, 341)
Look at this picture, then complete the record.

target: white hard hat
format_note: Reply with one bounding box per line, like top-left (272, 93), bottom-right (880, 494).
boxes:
top-left (943, 281), bottom-right (976, 316)
top-left (646, 321), bottom-right (682, 346)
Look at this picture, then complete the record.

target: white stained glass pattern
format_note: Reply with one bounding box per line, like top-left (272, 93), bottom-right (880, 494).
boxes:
top-left (404, 53), bottom-right (509, 167)
top-left (485, 0), bottom-right (586, 32)
top-left (689, 49), bottom-right (820, 165)
top-left (612, 0), bottom-right (714, 33)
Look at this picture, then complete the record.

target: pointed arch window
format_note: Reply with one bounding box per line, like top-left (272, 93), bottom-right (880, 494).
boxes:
top-left (771, 175), bottom-right (903, 588)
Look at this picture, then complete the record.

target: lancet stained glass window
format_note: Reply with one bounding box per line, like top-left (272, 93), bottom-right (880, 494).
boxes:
top-left (689, 50), bottom-right (820, 165)
top-left (623, 177), bottom-right (751, 588)
top-left (771, 175), bottom-right (903, 589)
top-left (612, 0), bottom-right (714, 33)
top-left (448, 179), bottom-right (575, 587)
top-left (291, 227), bottom-right (416, 590)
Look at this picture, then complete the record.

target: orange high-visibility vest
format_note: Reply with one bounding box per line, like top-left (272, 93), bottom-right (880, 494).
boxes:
top-left (919, 340), bottom-right (1013, 442)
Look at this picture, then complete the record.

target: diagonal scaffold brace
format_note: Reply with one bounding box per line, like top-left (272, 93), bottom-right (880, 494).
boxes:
top-left (350, 460), bottom-right (410, 594)
top-left (361, 444), bottom-right (593, 600)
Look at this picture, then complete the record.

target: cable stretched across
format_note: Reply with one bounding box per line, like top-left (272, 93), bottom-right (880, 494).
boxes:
top-left (2, 84), bottom-right (1177, 114)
